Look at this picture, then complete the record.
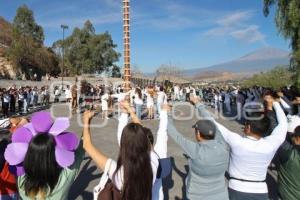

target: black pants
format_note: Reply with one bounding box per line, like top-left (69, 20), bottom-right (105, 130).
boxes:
top-left (186, 93), bottom-right (190, 102)
top-left (10, 101), bottom-right (16, 113)
top-left (229, 188), bottom-right (269, 200)
top-left (18, 100), bottom-right (23, 112)
top-left (2, 102), bottom-right (9, 117)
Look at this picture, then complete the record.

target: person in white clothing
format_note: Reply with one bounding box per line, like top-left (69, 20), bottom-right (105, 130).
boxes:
top-left (65, 85), bottom-right (72, 103)
top-left (134, 88), bottom-right (143, 120)
top-left (82, 101), bottom-right (169, 200)
top-left (101, 92), bottom-right (109, 119)
top-left (156, 86), bottom-right (167, 117)
top-left (215, 97), bottom-right (288, 199)
top-left (173, 85), bottom-right (180, 101)
top-left (116, 101), bottom-right (169, 200)
top-left (111, 88), bottom-right (130, 116)
top-left (145, 87), bottom-right (155, 119)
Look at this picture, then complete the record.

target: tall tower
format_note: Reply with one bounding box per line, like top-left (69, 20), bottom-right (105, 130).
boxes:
top-left (123, 0), bottom-right (131, 91)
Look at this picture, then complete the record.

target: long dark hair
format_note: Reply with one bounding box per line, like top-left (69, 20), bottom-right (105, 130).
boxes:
top-left (114, 123), bottom-right (153, 200)
top-left (135, 88), bottom-right (142, 99)
top-left (23, 134), bottom-right (62, 198)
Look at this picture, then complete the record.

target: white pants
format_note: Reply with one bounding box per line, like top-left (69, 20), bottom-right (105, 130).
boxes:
top-left (153, 111), bottom-right (168, 200)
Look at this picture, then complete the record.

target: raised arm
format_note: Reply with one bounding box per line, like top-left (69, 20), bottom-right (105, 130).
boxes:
top-left (280, 98), bottom-right (292, 114)
top-left (117, 101), bottom-right (141, 145)
top-left (265, 102), bottom-right (288, 149)
top-left (83, 110), bottom-right (108, 171)
top-left (190, 95), bottom-right (232, 143)
top-left (117, 112), bottom-right (128, 146)
top-left (167, 111), bottom-right (198, 158)
top-left (154, 105), bottom-right (168, 158)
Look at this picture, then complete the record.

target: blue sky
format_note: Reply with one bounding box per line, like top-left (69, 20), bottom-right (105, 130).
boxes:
top-left (0, 0), bottom-right (290, 72)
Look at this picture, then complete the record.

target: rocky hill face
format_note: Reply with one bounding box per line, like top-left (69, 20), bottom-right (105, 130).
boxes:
top-left (0, 16), bottom-right (12, 46)
top-left (0, 49), bottom-right (16, 79)
top-left (0, 17), bottom-right (16, 79)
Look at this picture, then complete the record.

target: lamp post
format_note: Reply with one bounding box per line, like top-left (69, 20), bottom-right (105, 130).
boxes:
top-left (60, 24), bottom-right (68, 89)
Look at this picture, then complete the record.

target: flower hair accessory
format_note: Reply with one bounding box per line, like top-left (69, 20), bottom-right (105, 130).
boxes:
top-left (4, 111), bottom-right (79, 176)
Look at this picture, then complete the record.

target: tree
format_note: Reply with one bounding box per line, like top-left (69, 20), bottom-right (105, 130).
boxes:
top-left (6, 5), bottom-right (59, 79)
top-left (111, 65), bottom-right (121, 78)
top-left (13, 4), bottom-right (44, 44)
top-left (243, 66), bottom-right (292, 89)
top-left (52, 21), bottom-right (120, 75)
top-left (263, 0), bottom-right (300, 72)
top-left (90, 31), bottom-right (120, 73)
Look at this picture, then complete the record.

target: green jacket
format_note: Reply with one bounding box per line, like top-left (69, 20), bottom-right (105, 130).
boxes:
top-left (278, 139), bottom-right (300, 200)
top-left (17, 141), bottom-right (84, 200)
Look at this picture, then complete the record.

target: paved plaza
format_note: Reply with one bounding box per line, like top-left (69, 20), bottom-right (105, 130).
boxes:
top-left (48, 103), bottom-right (244, 200)
top-left (0, 102), bottom-right (279, 200)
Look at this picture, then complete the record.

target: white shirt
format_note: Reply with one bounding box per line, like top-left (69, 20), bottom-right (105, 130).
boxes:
top-left (174, 86), bottom-right (179, 94)
top-left (101, 93), bottom-right (109, 110)
top-left (134, 94), bottom-right (143, 105)
top-left (3, 94), bottom-right (10, 103)
top-left (112, 92), bottom-right (128, 102)
top-left (157, 91), bottom-right (167, 104)
top-left (115, 111), bottom-right (168, 199)
top-left (65, 89), bottom-right (72, 99)
top-left (145, 92), bottom-right (154, 107)
top-left (217, 102), bottom-right (287, 193)
top-left (54, 89), bottom-right (60, 96)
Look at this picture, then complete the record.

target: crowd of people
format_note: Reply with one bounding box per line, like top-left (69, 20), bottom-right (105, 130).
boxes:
top-left (0, 85), bottom-right (51, 119)
top-left (0, 81), bottom-right (300, 200)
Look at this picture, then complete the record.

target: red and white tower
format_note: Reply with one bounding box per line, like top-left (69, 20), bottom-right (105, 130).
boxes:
top-left (123, 0), bottom-right (131, 91)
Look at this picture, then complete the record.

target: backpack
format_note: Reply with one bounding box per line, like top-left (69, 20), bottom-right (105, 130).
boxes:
top-left (94, 159), bottom-right (121, 200)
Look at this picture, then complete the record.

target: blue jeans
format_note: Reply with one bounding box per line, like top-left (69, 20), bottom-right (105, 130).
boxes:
top-left (135, 104), bottom-right (142, 120)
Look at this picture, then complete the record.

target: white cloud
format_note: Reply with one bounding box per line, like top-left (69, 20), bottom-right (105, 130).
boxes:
top-left (230, 25), bottom-right (266, 43)
top-left (217, 10), bottom-right (252, 26)
top-left (204, 10), bottom-right (266, 44)
top-left (132, 1), bottom-right (216, 30)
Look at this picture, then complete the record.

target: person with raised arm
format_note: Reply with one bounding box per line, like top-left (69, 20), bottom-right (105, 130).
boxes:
top-left (83, 100), bottom-right (170, 200)
top-left (116, 100), bottom-right (169, 200)
top-left (167, 95), bottom-right (230, 200)
top-left (215, 96), bottom-right (288, 199)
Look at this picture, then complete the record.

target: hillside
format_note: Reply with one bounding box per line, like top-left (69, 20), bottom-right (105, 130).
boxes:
top-left (185, 47), bottom-right (290, 78)
top-left (0, 17), bottom-right (15, 79)
top-left (0, 16), bottom-right (12, 46)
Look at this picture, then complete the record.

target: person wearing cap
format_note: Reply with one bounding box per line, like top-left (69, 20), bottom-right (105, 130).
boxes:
top-left (216, 95), bottom-right (287, 199)
top-left (167, 96), bottom-right (229, 200)
top-left (277, 118), bottom-right (300, 200)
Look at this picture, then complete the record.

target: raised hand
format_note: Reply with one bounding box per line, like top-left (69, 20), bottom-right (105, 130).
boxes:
top-left (161, 104), bottom-right (171, 112)
top-left (263, 95), bottom-right (274, 110)
top-left (83, 110), bottom-right (95, 125)
top-left (190, 95), bottom-right (201, 105)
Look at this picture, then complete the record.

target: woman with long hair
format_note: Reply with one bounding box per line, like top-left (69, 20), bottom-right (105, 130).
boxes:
top-left (134, 88), bottom-right (143, 120)
top-left (4, 112), bottom-right (84, 200)
top-left (145, 87), bottom-right (155, 119)
top-left (83, 100), bottom-right (169, 200)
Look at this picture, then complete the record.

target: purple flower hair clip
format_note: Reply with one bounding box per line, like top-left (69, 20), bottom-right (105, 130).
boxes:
top-left (4, 111), bottom-right (79, 176)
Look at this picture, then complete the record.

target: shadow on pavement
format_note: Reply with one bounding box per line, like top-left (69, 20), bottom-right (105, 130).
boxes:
top-left (163, 156), bottom-right (189, 200)
top-left (68, 157), bottom-right (101, 200)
